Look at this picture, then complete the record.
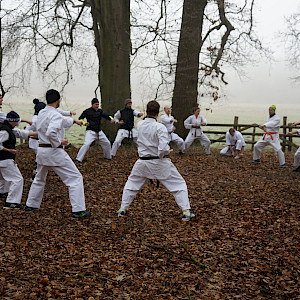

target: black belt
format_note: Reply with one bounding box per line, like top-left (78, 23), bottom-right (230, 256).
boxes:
top-left (39, 144), bottom-right (63, 149)
top-left (139, 156), bottom-right (159, 160)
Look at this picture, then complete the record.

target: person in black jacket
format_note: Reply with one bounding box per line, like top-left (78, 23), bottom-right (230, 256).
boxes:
top-left (75, 98), bottom-right (114, 162)
top-left (111, 99), bottom-right (143, 156)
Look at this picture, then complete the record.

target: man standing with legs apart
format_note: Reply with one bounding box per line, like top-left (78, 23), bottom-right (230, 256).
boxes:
top-left (184, 107), bottom-right (211, 155)
top-left (160, 105), bottom-right (185, 155)
top-left (117, 100), bottom-right (195, 221)
top-left (111, 99), bottom-right (143, 157)
top-left (1, 111), bottom-right (37, 209)
top-left (252, 105), bottom-right (286, 168)
top-left (26, 89), bottom-right (91, 218)
top-left (220, 128), bottom-right (246, 159)
top-left (75, 98), bottom-right (114, 162)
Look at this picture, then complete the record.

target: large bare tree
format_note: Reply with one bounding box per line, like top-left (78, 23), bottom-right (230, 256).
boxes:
top-left (172, 0), bottom-right (263, 137)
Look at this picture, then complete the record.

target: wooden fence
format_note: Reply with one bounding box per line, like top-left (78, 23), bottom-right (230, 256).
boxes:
top-left (202, 116), bottom-right (300, 152)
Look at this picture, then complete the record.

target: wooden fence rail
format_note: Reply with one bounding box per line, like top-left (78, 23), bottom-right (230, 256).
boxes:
top-left (203, 116), bottom-right (300, 152)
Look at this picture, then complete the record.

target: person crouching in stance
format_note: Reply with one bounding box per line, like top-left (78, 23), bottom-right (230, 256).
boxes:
top-left (220, 128), bottom-right (246, 159)
top-left (117, 100), bottom-right (195, 221)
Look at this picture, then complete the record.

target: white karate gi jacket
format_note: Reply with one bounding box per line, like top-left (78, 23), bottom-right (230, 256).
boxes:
top-left (160, 113), bottom-right (175, 133)
top-left (35, 106), bottom-right (73, 166)
top-left (184, 114), bottom-right (207, 136)
top-left (127, 118), bottom-right (186, 190)
top-left (263, 114), bottom-right (280, 137)
top-left (225, 131), bottom-right (246, 146)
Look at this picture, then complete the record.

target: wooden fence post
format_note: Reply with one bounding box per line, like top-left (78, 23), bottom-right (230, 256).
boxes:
top-left (282, 116), bottom-right (287, 152)
top-left (252, 126), bottom-right (256, 151)
top-left (234, 116), bottom-right (238, 130)
top-left (288, 122), bottom-right (292, 152)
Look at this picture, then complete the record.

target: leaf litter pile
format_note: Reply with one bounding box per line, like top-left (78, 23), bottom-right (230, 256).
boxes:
top-left (0, 144), bottom-right (299, 299)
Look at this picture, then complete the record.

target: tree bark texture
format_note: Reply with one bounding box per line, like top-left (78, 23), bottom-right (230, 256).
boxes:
top-left (90, 0), bottom-right (131, 141)
top-left (172, 0), bottom-right (207, 138)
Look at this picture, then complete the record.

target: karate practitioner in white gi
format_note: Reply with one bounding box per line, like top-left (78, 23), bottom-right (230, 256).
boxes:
top-left (0, 111), bottom-right (37, 209)
top-left (160, 105), bottom-right (185, 154)
top-left (184, 107), bottom-right (211, 154)
top-left (111, 99), bottom-right (143, 156)
top-left (0, 95), bottom-right (32, 197)
top-left (75, 98), bottom-right (114, 162)
top-left (252, 105), bottom-right (286, 168)
top-left (26, 100), bottom-right (76, 154)
top-left (117, 100), bottom-right (195, 221)
top-left (26, 89), bottom-right (91, 218)
top-left (220, 128), bottom-right (246, 159)
top-left (287, 121), bottom-right (300, 172)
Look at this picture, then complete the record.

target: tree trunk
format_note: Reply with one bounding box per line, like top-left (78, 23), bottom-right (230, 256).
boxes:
top-left (172, 0), bottom-right (207, 138)
top-left (90, 0), bottom-right (131, 141)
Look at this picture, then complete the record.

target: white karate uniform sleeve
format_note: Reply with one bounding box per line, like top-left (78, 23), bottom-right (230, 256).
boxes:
top-left (0, 131), bottom-right (9, 150)
top-left (57, 108), bottom-right (72, 116)
top-left (12, 128), bottom-right (29, 140)
top-left (184, 115), bottom-right (193, 129)
top-left (114, 110), bottom-right (121, 122)
top-left (157, 124), bottom-right (170, 158)
top-left (133, 110), bottom-right (142, 117)
top-left (225, 132), bottom-right (231, 145)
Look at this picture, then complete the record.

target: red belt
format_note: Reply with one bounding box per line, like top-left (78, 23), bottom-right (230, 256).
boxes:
top-left (263, 132), bottom-right (277, 141)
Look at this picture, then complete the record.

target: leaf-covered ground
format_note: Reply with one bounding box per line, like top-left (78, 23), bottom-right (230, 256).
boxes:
top-left (0, 144), bottom-right (299, 299)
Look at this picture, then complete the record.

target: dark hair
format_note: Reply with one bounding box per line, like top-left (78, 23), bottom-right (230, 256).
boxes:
top-left (46, 89), bottom-right (60, 104)
top-left (192, 107), bottom-right (200, 113)
top-left (146, 100), bottom-right (160, 116)
top-left (33, 98), bottom-right (39, 105)
top-left (229, 128), bottom-right (235, 134)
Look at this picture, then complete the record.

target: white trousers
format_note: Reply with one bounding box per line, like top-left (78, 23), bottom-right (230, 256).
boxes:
top-left (294, 147), bottom-right (300, 167)
top-left (121, 162), bottom-right (191, 211)
top-left (0, 160), bottom-right (23, 204)
top-left (220, 140), bottom-right (244, 156)
top-left (111, 129), bottom-right (138, 156)
top-left (26, 159), bottom-right (86, 212)
top-left (185, 132), bottom-right (211, 154)
top-left (253, 135), bottom-right (285, 165)
top-left (76, 130), bottom-right (111, 161)
top-left (168, 132), bottom-right (185, 152)
top-left (0, 179), bottom-right (10, 193)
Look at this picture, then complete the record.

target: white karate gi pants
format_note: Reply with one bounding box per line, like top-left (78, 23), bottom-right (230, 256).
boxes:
top-left (76, 130), bottom-right (111, 161)
top-left (26, 159), bottom-right (86, 212)
top-left (111, 129), bottom-right (138, 156)
top-left (168, 132), bottom-right (185, 153)
top-left (0, 160), bottom-right (23, 204)
top-left (185, 132), bottom-right (211, 154)
top-left (220, 140), bottom-right (244, 156)
top-left (121, 159), bottom-right (191, 211)
top-left (294, 147), bottom-right (300, 167)
top-left (253, 134), bottom-right (285, 165)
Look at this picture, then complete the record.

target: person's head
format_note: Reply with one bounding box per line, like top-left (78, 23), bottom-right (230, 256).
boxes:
top-left (0, 94), bottom-right (3, 106)
top-left (164, 105), bottom-right (171, 115)
top-left (269, 105), bottom-right (276, 115)
top-left (46, 89), bottom-right (61, 108)
top-left (33, 99), bottom-right (46, 115)
top-left (91, 98), bottom-right (99, 110)
top-left (6, 111), bottom-right (20, 128)
top-left (229, 128), bottom-right (236, 136)
top-left (192, 107), bottom-right (200, 116)
top-left (146, 100), bottom-right (160, 118)
top-left (125, 98), bottom-right (132, 109)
